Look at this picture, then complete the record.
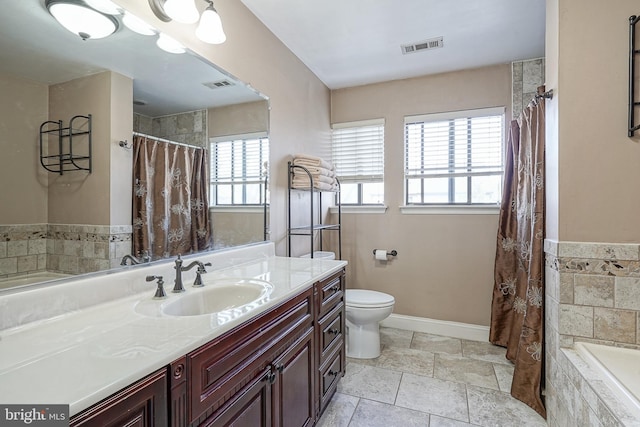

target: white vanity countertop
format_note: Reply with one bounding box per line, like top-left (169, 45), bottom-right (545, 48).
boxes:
top-left (0, 253), bottom-right (346, 416)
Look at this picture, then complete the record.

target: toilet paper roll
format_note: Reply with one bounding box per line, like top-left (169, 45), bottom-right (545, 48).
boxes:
top-left (375, 250), bottom-right (387, 260)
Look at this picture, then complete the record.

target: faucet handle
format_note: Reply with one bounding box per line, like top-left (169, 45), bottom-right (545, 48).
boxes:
top-left (146, 275), bottom-right (166, 299)
top-left (197, 262), bottom-right (212, 273)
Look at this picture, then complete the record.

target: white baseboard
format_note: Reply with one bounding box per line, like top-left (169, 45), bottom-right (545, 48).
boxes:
top-left (380, 314), bottom-right (490, 342)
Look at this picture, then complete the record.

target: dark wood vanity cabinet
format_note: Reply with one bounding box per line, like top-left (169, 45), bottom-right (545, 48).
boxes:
top-left (70, 269), bottom-right (345, 427)
top-left (70, 368), bottom-right (168, 427)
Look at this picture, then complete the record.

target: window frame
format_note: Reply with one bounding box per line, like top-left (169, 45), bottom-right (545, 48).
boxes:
top-left (209, 132), bottom-right (269, 207)
top-left (403, 107), bottom-right (505, 207)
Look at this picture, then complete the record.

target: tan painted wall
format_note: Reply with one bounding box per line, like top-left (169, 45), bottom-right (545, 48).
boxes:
top-left (547, 0), bottom-right (640, 242)
top-left (0, 73), bottom-right (49, 224)
top-left (208, 100), bottom-right (269, 137)
top-left (48, 71), bottom-right (132, 226)
top-left (115, 0), bottom-right (332, 255)
top-left (330, 64), bottom-right (511, 326)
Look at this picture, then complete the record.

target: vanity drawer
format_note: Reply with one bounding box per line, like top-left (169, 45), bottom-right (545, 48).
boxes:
top-left (186, 287), bottom-right (313, 424)
top-left (318, 302), bottom-right (344, 363)
top-left (319, 347), bottom-right (343, 412)
top-left (316, 269), bottom-right (344, 318)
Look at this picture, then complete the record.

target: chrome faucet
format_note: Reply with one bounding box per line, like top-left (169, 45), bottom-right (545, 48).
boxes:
top-left (173, 255), bottom-right (212, 292)
top-left (120, 251), bottom-right (151, 266)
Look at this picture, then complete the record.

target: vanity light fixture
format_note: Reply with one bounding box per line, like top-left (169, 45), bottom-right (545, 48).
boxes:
top-left (195, 1), bottom-right (226, 44)
top-left (122, 11), bottom-right (157, 36)
top-left (46, 0), bottom-right (119, 40)
top-left (148, 0), bottom-right (226, 44)
top-left (156, 32), bottom-right (186, 54)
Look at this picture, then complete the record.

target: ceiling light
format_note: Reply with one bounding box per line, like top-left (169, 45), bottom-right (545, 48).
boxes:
top-left (195, 1), bottom-right (226, 44)
top-left (163, 0), bottom-right (199, 24)
top-left (83, 0), bottom-right (121, 15)
top-left (46, 0), bottom-right (119, 40)
top-left (123, 11), bottom-right (156, 36)
top-left (156, 33), bottom-right (186, 54)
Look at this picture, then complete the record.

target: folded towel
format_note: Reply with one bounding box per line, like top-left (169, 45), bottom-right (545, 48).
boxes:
top-left (291, 180), bottom-right (337, 191)
top-left (292, 164), bottom-right (335, 177)
top-left (292, 174), bottom-right (335, 185)
top-left (293, 155), bottom-right (333, 171)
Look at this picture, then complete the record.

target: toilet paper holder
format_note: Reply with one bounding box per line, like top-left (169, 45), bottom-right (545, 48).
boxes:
top-left (373, 249), bottom-right (397, 257)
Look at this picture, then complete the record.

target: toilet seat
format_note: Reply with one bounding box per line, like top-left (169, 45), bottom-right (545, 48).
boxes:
top-left (345, 289), bottom-right (395, 308)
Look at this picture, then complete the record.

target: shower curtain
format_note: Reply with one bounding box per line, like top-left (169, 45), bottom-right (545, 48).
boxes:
top-left (132, 135), bottom-right (212, 259)
top-left (489, 89), bottom-right (546, 418)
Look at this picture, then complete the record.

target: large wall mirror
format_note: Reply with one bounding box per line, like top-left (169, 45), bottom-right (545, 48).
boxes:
top-left (0, 0), bottom-right (270, 291)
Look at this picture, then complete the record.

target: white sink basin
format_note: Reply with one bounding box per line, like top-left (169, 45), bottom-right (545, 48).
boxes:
top-left (161, 279), bottom-right (273, 317)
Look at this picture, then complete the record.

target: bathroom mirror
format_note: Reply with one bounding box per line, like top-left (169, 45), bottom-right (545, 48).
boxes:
top-left (0, 0), bottom-right (269, 290)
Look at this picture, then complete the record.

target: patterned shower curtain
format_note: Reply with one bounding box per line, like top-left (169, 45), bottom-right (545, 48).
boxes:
top-left (132, 135), bottom-right (212, 259)
top-left (489, 90), bottom-right (546, 418)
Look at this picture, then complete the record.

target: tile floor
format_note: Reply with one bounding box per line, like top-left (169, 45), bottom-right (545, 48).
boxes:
top-left (317, 328), bottom-right (547, 427)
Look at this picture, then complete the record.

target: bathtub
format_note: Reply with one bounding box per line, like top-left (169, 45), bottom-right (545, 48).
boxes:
top-left (0, 272), bottom-right (71, 290)
top-left (575, 341), bottom-right (640, 420)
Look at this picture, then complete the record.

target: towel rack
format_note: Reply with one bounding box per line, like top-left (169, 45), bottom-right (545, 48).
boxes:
top-left (629, 15), bottom-right (640, 137)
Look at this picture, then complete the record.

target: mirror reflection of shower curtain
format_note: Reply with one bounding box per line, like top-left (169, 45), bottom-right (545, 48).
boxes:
top-left (490, 89), bottom-right (546, 418)
top-left (132, 135), bottom-right (212, 259)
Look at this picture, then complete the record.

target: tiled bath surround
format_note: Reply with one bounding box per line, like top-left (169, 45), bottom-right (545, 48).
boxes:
top-left (545, 240), bottom-right (640, 426)
top-left (512, 58), bottom-right (545, 116)
top-left (133, 109), bottom-right (208, 147)
top-left (0, 224), bottom-right (132, 278)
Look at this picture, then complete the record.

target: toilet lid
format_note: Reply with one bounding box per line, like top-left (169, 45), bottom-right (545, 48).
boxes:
top-left (346, 289), bottom-right (395, 308)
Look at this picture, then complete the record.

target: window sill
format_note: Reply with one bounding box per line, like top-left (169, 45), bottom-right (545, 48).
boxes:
top-left (399, 205), bottom-right (500, 215)
top-left (329, 205), bottom-right (387, 214)
top-left (209, 206), bottom-right (266, 214)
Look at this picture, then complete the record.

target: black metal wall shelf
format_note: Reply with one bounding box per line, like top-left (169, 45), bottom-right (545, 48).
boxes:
top-left (39, 114), bottom-right (92, 174)
top-left (629, 15), bottom-right (640, 137)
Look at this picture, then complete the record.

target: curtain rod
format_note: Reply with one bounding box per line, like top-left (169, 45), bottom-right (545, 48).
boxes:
top-left (133, 131), bottom-right (205, 150)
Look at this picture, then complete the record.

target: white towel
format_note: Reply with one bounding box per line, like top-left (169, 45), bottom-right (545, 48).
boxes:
top-left (292, 164), bottom-right (335, 177)
top-left (291, 180), bottom-right (337, 191)
top-left (293, 155), bottom-right (333, 171)
top-left (292, 174), bottom-right (335, 185)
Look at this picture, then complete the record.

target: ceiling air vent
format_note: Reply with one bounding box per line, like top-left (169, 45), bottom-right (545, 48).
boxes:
top-left (202, 79), bottom-right (235, 90)
top-left (401, 36), bottom-right (444, 55)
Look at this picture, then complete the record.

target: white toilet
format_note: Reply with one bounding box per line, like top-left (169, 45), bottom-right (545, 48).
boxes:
top-left (345, 289), bottom-right (395, 359)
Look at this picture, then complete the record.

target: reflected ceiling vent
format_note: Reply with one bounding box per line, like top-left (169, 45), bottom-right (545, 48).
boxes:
top-left (202, 79), bottom-right (235, 89)
top-left (133, 99), bottom-right (147, 106)
top-left (401, 36), bottom-right (444, 55)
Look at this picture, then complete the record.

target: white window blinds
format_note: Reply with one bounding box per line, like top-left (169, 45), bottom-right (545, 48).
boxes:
top-left (331, 119), bottom-right (384, 184)
top-left (210, 133), bottom-right (269, 185)
top-left (404, 107), bottom-right (504, 180)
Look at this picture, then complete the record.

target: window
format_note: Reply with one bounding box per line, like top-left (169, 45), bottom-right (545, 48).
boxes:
top-left (210, 133), bottom-right (269, 206)
top-left (404, 107), bottom-right (504, 205)
top-left (331, 119), bottom-right (384, 205)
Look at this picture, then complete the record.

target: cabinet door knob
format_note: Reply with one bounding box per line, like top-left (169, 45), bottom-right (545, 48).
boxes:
top-left (276, 364), bottom-right (285, 373)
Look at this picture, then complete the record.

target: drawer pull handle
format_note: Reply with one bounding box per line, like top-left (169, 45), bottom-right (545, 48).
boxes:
top-left (276, 364), bottom-right (285, 373)
top-left (328, 370), bottom-right (340, 377)
top-left (328, 328), bottom-right (340, 335)
top-left (330, 285), bottom-right (340, 293)
top-left (262, 371), bottom-right (277, 384)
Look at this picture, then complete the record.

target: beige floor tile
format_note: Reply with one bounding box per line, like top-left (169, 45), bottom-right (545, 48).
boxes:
top-left (396, 373), bottom-right (469, 422)
top-left (375, 346), bottom-right (435, 377)
top-left (430, 415), bottom-right (481, 426)
top-left (461, 340), bottom-right (510, 365)
top-left (433, 353), bottom-right (499, 390)
top-left (380, 327), bottom-right (414, 348)
top-left (337, 362), bottom-right (402, 404)
top-left (466, 385), bottom-right (546, 427)
top-left (492, 363), bottom-right (514, 393)
top-left (317, 392), bottom-right (359, 427)
top-left (348, 398), bottom-right (430, 427)
top-left (411, 333), bottom-right (462, 355)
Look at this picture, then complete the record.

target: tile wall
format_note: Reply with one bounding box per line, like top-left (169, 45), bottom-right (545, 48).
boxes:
top-left (0, 224), bottom-right (132, 278)
top-left (512, 58), bottom-right (545, 116)
top-left (545, 240), bottom-right (640, 426)
top-left (133, 109), bottom-right (208, 147)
